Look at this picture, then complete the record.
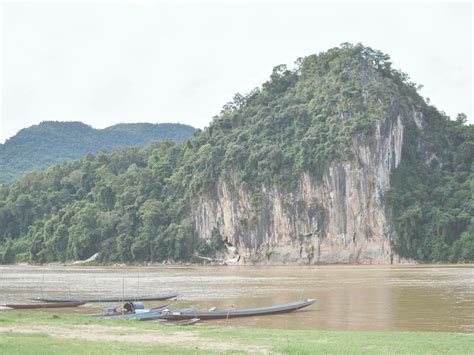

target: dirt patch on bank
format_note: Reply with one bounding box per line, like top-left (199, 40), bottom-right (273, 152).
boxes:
top-left (0, 323), bottom-right (269, 353)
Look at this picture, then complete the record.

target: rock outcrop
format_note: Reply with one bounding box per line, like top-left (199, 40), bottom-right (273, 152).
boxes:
top-left (194, 111), bottom-right (417, 264)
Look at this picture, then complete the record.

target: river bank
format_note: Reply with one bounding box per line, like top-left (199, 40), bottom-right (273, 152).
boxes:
top-left (1, 264), bottom-right (473, 333)
top-left (0, 312), bottom-right (473, 354)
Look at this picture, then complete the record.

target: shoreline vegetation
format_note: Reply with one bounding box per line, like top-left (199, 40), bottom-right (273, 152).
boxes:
top-left (0, 312), bottom-right (473, 354)
top-left (3, 261), bottom-right (474, 268)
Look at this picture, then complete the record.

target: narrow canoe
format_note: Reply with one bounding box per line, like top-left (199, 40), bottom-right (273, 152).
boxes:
top-left (30, 293), bottom-right (178, 303)
top-left (4, 301), bottom-right (86, 309)
top-left (153, 298), bottom-right (315, 321)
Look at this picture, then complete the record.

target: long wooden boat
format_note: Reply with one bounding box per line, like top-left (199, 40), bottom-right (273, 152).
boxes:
top-left (148, 298), bottom-right (315, 321)
top-left (4, 301), bottom-right (86, 309)
top-left (30, 292), bottom-right (178, 303)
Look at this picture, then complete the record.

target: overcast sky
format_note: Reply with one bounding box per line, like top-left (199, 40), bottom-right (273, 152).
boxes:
top-left (1, 1), bottom-right (472, 143)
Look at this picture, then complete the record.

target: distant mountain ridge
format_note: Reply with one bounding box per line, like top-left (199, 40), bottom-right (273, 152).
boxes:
top-left (0, 121), bottom-right (195, 183)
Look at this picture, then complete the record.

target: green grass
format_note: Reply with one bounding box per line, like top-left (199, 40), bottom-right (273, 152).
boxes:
top-left (0, 332), bottom-right (214, 355)
top-left (0, 312), bottom-right (472, 354)
top-left (197, 327), bottom-right (474, 354)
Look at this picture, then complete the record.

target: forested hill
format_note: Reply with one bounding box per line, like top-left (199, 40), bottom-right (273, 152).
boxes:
top-left (0, 122), bottom-right (195, 183)
top-left (0, 43), bottom-right (472, 265)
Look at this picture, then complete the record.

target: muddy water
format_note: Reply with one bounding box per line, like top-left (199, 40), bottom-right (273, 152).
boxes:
top-left (0, 265), bottom-right (472, 333)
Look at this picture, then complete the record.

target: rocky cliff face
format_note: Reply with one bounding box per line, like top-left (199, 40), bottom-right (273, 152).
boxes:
top-left (194, 111), bottom-right (418, 264)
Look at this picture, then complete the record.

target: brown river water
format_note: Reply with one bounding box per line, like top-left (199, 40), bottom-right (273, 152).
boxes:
top-left (0, 265), bottom-right (472, 333)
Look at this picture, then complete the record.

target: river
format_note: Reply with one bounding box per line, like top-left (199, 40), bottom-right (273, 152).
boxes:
top-left (0, 265), bottom-right (472, 333)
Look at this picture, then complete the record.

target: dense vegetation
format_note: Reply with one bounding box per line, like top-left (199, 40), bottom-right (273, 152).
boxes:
top-left (0, 138), bottom-right (208, 263)
top-left (388, 112), bottom-right (473, 262)
top-left (0, 43), bottom-right (472, 264)
top-left (0, 122), bottom-right (195, 183)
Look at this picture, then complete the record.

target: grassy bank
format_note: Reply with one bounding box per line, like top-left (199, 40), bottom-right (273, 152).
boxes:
top-left (0, 312), bottom-right (472, 354)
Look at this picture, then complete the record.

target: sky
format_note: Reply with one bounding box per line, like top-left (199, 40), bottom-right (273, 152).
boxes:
top-left (1, 0), bottom-right (473, 143)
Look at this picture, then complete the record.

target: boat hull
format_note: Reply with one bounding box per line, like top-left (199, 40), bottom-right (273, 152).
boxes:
top-left (5, 301), bottom-right (86, 309)
top-left (31, 293), bottom-right (178, 303)
top-left (159, 299), bottom-right (315, 321)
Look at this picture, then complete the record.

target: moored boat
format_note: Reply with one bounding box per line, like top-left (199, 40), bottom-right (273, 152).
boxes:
top-left (30, 292), bottom-right (178, 303)
top-left (146, 298), bottom-right (316, 321)
top-left (4, 301), bottom-right (86, 309)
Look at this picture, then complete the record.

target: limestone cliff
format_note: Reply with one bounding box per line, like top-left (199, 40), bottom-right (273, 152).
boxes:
top-left (195, 110), bottom-right (419, 264)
